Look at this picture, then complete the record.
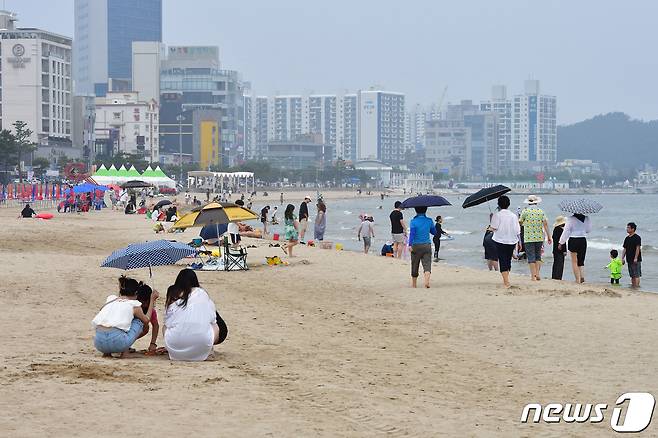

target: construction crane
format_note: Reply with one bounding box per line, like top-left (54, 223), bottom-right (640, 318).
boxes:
top-left (435, 86), bottom-right (448, 119)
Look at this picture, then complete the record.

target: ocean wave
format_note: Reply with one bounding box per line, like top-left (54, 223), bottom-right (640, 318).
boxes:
top-left (444, 230), bottom-right (473, 235)
top-left (343, 210), bottom-right (352, 215)
top-left (443, 216), bottom-right (455, 221)
top-left (586, 241), bottom-right (622, 251)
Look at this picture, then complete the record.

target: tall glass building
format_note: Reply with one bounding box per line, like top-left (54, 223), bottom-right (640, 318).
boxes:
top-left (74, 0), bottom-right (162, 96)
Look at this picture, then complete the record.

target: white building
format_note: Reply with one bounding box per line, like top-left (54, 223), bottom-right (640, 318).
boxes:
top-left (94, 92), bottom-right (159, 161)
top-left (0, 11), bottom-right (72, 144)
top-left (357, 90), bottom-right (406, 164)
top-left (480, 85), bottom-right (513, 174)
top-left (424, 119), bottom-right (472, 178)
top-left (245, 89), bottom-right (405, 165)
top-left (481, 81), bottom-right (557, 174)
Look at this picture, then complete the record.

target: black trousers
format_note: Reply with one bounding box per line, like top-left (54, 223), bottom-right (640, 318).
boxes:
top-left (552, 251), bottom-right (565, 280)
top-left (495, 242), bottom-right (516, 273)
top-left (433, 237), bottom-right (441, 257)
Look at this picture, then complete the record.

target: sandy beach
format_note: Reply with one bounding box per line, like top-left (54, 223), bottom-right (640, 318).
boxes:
top-left (1, 204), bottom-right (658, 437)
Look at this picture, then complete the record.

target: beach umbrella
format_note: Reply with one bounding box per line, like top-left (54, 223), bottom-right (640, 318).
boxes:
top-left (462, 185), bottom-right (511, 209)
top-left (558, 198), bottom-right (603, 215)
top-left (101, 240), bottom-right (197, 278)
top-left (120, 180), bottom-right (153, 189)
top-left (172, 202), bottom-right (258, 230)
top-left (154, 199), bottom-right (172, 210)
top-left (401, 195), bottom-right (451, 209)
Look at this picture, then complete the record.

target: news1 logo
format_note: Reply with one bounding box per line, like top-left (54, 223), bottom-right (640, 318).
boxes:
top-left (520, 392), bottom-right (655, 433)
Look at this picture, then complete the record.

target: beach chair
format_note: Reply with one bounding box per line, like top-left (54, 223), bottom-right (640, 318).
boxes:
top-left (223, 236), bottom-right (248, 271)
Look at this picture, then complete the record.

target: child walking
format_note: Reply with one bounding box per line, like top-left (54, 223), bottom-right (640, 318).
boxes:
top-left (606, 249), bottom-right (622, 285)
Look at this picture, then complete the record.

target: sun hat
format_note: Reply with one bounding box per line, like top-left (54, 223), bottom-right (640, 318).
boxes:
top-left (553, 215), bottom-right (566, 227)
top-left (523, 194), bottom-right (542, 205)
top-left (304, 195), bottom-right (312, 201)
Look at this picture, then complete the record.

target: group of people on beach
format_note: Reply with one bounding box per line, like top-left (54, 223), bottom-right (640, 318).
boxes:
top-left (486, 194), bottom-right (642, 289)
top-left (92, 269), bottom-right (226, 361)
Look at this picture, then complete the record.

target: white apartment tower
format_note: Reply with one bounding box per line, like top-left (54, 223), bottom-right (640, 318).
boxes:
top-left (482, 81), bottom-right (557, 173)
top-left (244, 89), bottom-right (406, 165)
top-left (0, 11), bottom-right (72, 144)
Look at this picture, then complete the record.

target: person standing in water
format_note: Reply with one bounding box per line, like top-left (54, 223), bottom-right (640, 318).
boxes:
top-left (432, 215), bottom-right (450, 262)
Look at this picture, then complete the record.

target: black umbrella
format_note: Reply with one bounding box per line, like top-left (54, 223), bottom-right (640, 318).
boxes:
top-left (154, 199), bottom-right (172, 210)
top-left (461, 185), bottom-right (511, 209)
top-left (401, 195), bottom-right (451, 209)
top-left (120, 180), bottom-right (153, 189)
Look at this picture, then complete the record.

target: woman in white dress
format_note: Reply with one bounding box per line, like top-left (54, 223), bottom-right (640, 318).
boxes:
top-left (164, 269), bottom-right (226, 361)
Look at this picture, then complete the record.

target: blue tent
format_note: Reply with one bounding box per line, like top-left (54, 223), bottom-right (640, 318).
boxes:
top-left (73, 183), bottom-right (109, 194)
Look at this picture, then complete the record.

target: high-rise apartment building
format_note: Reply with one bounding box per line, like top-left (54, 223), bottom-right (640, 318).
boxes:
top-left (481, 81), bottom-right (556, 174)
top-left (244, 90), bottom-right (405, 165)
top-left (424, 120), bottom-right (472, 178)
top-left (0, 11), bottom-right (72, 144)
top-left (74, 0), bottom-right (162, 96)
top-left (357, 90), bottom-right (406, 164)
top-left (337, 94), bottom-right (358, 162)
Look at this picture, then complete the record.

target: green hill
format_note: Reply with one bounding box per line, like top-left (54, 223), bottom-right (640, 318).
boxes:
top-left (558, 112), bottom-right (658, 171)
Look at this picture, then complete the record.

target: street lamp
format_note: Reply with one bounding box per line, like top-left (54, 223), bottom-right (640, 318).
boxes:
top-left (176, 114), bottom-right (185, 187)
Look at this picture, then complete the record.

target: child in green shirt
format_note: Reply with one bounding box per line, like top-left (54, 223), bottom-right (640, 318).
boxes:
top-left (606, 249), bottom-right (623, 284)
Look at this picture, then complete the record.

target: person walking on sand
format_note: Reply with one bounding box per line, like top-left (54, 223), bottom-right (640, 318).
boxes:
top-left (357, 214), bottom-right (375, 254)
top-left (280, 192), bottom-right (284, 205)
top-left (390, 201), bottom-right (407, 258)
top-left (490, 196), bottom-right (521, 289)
top-left (622, 222), bottom-right (642, 288)
top-left (282, 204), bottom-right (299, 257)
top-left (551, 216), bottom-right (567, 280)
top-left (558, 213), bottom-right (592, 284)
top-left (519, 195), bottom-right (552, 281)
top-left (408, 206), bottom-right (436, 288)
top-left (314, 200), bottom-right (327, 241)
top-left (433, 215), bottom-right (450, 262)
top-left (298, 196), bottom-right (311, 244)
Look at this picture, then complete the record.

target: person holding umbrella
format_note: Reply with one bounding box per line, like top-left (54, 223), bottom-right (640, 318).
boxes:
top-left (402, 195), bottom-right (451, 288)
top-left (557, 199), bottom-right (600, 284)
top-left (490, 195), bottom-right (521, 288)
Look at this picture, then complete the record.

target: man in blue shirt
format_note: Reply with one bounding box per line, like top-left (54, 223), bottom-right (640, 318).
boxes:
top-left (408, 206), bottom-right (437, 288)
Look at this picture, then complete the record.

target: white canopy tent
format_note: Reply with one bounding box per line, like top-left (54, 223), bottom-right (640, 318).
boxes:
top-left (187, 171), bottom-right (255, 194)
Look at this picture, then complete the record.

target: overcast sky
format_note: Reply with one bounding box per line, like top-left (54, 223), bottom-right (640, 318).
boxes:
top-left (11, 0), bottom-right (658, 124)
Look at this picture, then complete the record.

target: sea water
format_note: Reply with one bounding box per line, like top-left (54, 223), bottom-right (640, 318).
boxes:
top-left (256, 193), bottom-right (657, 292)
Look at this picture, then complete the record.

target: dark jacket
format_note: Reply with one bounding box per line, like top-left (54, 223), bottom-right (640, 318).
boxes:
top-left (299, 202), bottom-right (309, 220)
top-left (552, 225), bottom-right (566, 254)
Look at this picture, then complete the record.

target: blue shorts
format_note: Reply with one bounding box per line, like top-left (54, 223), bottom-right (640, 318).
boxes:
top-left (94, 318), bottom-right (144, 354)
top-left (525, 241), bottom-right (543, 263)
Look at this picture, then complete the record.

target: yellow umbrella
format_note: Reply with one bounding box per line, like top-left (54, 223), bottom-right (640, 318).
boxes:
top-left (171, 202), bottom-right (258, 230)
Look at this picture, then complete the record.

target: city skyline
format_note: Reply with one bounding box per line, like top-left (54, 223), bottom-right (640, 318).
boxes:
top-left (12, 0), bottom-right (658, 124)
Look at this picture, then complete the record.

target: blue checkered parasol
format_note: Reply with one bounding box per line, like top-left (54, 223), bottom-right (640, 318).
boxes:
top-left (558, 198), bottom-right (603, 215)
top-left (101, 240), bottom-right (197, 277)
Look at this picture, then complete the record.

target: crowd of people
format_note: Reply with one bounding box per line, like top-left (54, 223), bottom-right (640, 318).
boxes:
top-left (486, 194), bottom-right (642, 289)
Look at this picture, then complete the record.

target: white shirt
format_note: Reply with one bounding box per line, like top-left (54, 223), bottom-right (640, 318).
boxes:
top-left (559, 216), bottom-right (592, 245)
top-left (227, 222), bottom-right (239, 235)
top-left (92, 295), bottom-right (142, 331)
top-left (358, 221), bottom-right (374, 237)
top-left (164, 288), bottom-right (217, 361)
top-left (491, 209), bottom-right (521, 245)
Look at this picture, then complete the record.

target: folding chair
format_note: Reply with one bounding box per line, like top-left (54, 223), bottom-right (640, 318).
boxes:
top-left (223, 236), bottom-right (248, 271)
